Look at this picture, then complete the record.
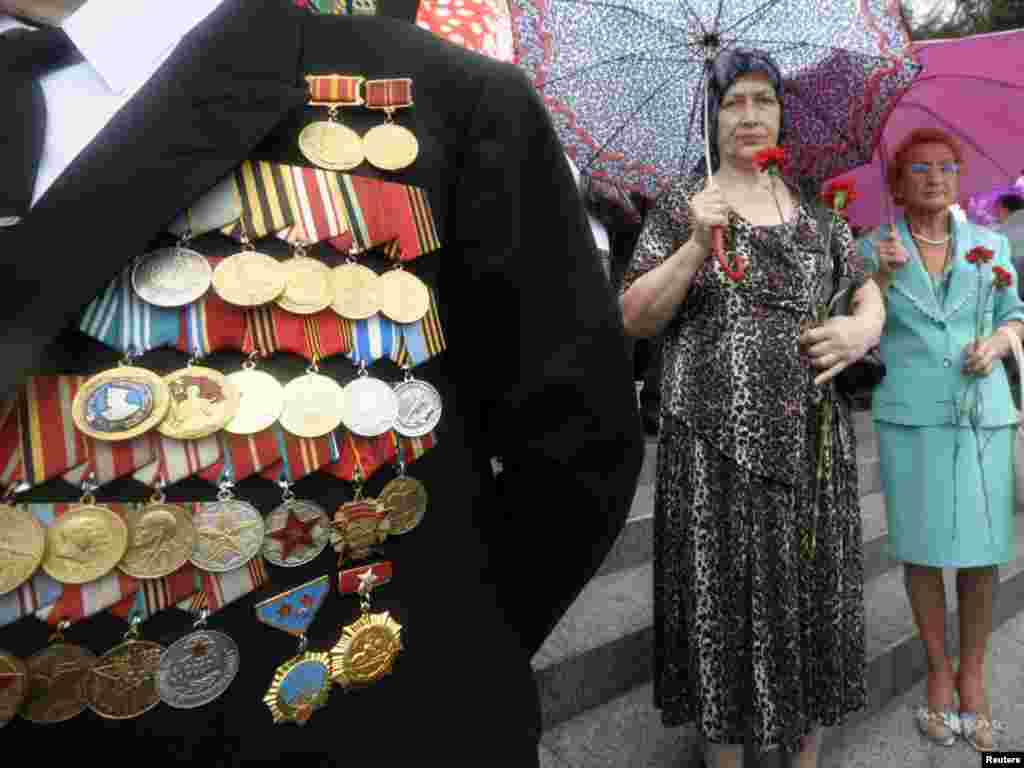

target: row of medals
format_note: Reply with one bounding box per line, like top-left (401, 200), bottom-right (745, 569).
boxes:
top-left (76, 240), bottom-right (442, 445)
top-left (0, 457), bottom-right (424, 723)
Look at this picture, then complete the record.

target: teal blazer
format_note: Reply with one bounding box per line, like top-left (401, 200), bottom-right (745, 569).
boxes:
top-left (860, 215), bottom-right (1024, 427)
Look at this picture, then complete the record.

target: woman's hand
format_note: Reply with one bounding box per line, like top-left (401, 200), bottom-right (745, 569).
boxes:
top-left (963, 334), bottom-right (1009, 377)
top-left (800, 315), bottom-right (878, 386)
top-left (687, 179), bottom-right (730, 252)
top-left (874, 231), bottom-right (910, 273)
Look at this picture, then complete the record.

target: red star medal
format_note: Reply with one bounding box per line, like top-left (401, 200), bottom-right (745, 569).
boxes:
top-left (269, 511), bottom-right (318, 561)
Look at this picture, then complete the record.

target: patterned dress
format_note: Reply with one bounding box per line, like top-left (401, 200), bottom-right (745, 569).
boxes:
top-left (622, 175), bottom-right (867, 753)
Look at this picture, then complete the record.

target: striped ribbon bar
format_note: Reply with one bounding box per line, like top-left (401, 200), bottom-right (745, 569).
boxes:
top-left (175, 526), bottom-right (270, 614)
top-left (273, 164), bottom-right (352, 246)
top-left (63, 433), bottom-right (157, 488)
top-left (394, 286), bottom-right (446, 368)
top-left (262, 426), bottom-right (340, 484)
top-left (304, 310), bottom-right (352, 361)
top-left (197, 431), bottom-right (283, 485)
top-left (108, 560), bottom-right (202, 622)
top-left (35, 503), bottom-right (141, 626)
top-left (0, 505), bottom-right (63, 627)
top-left (364, 78), bottom-right (413, 111)
top-left (306, 74), bottom-right (364, 106)
top-left (242, 307), bottom-right (284, 360)
top-left (78, 265), bottom-right (182, 354)
top-left (220, 160), bottom-right (302, 241)
top-left (0, 397), bottom-right (23, 486)
top-left (242, 304), bottom-right (353, 363)
top-left (18, 376), bottom-right (89, 488)
top-left (132, 433), bottom-right (223, 487)
top-left (321, 431), bottom-right (398, 483)
top-left (346, 314), bottom-right (401, 366)
top-left (326, 174), bottom-right (440, 262)
top-left (178, 257), bottom-right (249, 355)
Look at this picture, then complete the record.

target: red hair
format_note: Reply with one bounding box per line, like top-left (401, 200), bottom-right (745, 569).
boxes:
top-left (886, 128), bottom-right (965, 205)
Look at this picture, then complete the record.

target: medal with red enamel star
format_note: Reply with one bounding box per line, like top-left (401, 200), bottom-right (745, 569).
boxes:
top-left (262, 499), bottom-right (330, 567)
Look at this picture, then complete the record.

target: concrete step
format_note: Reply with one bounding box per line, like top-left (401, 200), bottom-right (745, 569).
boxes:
top-left (536, 523), bottom-right (1024, 766)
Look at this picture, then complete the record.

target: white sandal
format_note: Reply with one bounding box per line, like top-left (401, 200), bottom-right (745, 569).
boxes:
top-left (913, 707), bottom-right (960, 747)
top-left (959, 712), bottom-right (1006, 753)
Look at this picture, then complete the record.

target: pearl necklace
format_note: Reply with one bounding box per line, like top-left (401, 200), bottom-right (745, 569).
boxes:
top-left (910, 230), bottom-right (951, 246)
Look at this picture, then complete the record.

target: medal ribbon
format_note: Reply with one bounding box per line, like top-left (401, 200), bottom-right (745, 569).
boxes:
top-left (62, 433), bottom-right (157, 487)
top-left (178, 258), bottom-right (249, 355)
top-left (347, 314), bottom-right (401, 365)
top-left (109, 562), bottom-right (201, 622)
top-left (167, 174), bottom-right (242, 239)
top-left (364, 78), bottom-right (413, 111)
top-left (35, 502), bottom-right (141, 626)
top-left (132, 433), bottom-right (223, 487)
top-left (338, 561), bottom-right (392, 595)
top-left (177, 517), bottom-right (270, 614)
top-left (0, 504), bottom-right (63, 628)
top-left (18, 376), bottom-right (89, 488)
top-left (78, 266), bottom-right (182, 354)
top-left (242, 307), bottom-right (283, 359)
top-left (0, 397), bottom-right (23, 486)
top-left (197, 430), bottom-right (283, 485)
top-left (264, 425), bottom-right (341, 484)
top-left (394, 285), bottom-right (446, 367)
top-left (304, 311), bottom-right (352, 362)
top-left (275, 163), bottom-right (352, 245)
top-left (306, 74), bottom-right (365, 106)
top-left (390, 428), bottom-right (437, 464)
top-left (322, 431), bottom-right (395, 483)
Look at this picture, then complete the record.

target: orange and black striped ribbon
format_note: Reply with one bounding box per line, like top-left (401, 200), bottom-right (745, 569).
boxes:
top-left (306, 74), bottom-right (365, 106)
top-left (364, 78), bottom-right (413, 110)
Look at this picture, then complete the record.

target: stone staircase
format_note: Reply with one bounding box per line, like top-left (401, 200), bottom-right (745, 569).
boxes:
top-left (534, 411), bottom-right (1024, 767)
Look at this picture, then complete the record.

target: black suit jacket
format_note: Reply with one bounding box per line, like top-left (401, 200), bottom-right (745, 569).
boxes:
top-left (1, 3), bottom-right (643, 764)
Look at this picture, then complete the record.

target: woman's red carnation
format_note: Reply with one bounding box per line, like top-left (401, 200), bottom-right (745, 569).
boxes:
top-left (994, 266), bottom-right (1014, 289)
top-left (821, 179), bottom-right (858, 212)
top-left (753, 147), bottom-right (787, 174)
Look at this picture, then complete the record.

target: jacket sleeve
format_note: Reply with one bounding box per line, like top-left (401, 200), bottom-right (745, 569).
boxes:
top-left (993, 232), bottom-right (1024, 328)
top-left (448, 64), bottom-right (644, 655)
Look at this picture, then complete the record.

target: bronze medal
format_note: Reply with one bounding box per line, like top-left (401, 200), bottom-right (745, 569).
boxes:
top-left (375, 268), bottom-right (430, 324)
top-left (72, 365), bottom-right (171, 442)
top-left (158, 365), bottom-right (241, 440)
top-left (378, 476), bottom-right (427, 536)
top-left (84, 638), bottom-right (164, 720)
top-left (331, 498), bottom-right (388, 566)
top-left (0, 651), bottom-right (28, 726)
top-left (211, 250), bottom-right (286, 307)
top-left (330, 262), bottom-right (381, 320)
top-left (20, 641), bottom-right (96, 724)
top-left (118, 497), bottom-right (196, 580)
top-left (41, 502), bottom-right (129, 585)
top-left (0, 504), bottom-right (46, 595)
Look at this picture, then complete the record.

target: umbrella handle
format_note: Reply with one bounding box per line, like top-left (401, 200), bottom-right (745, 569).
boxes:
top-left (713, 225), bottom-right (745, 281)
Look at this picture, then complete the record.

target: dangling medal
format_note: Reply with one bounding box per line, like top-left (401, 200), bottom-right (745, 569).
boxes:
top-left (376, 264), bottom-right (430, 324)
top-left (19, 621), bottom-right (97, 724)
top-left (131, 237), bottom-right (212, 307)
top-left (331, 467), bottom-right (388, 566)
top-left (279, 362), bottom-right (346, 439)
top-left (0, 501), bottom-right (46, 595)
top-left (158, 609), bottom-right (240, 710)
top-left (72, 354), bottom-right (171, 442)
top-left (331, 562), bottom-right (401, 690)
top-left (262, 480), bottom-right (331, 568)
top-left (276, 242), bottom-right (334, 316)
top-left (299, 75), bottom-right (366, 172)
top-left (362, 78), bottom-right (418, 172)
top-left (117, 482), bottom-right (196, 579)
top-left (211, 231), bottom-right (286, 308)
top-left (159, 360), bottom-right (241, 440)
top-left (0, 650), bottom-right (28, 727)
top-left (223, 355), bottom-right (285, 435)
top-left (83, 615), bottom-right (164, 720)
top-left (339, 362), bottom-right (399, 438)
top-left (190, 477), bottom-right (265, 574)
top-left (41, 480), bottom-right (129, 585)
top-left (392, 366), bottom-right (442, 438)
top-left (330, 259), bottom-right (381, 320)
top-left (378, 439), bottom-right (427, 536)
top-left (256, 575), bottom-right (333, 726)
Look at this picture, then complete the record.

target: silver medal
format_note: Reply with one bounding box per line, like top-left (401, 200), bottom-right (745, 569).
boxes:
top-left (393, 379), bottom-right (442, 437)
top-left (190, 499), bottom-right (265, 573)
top-left (261, 499), bottom-right (331, 567)
top-left (132, 246), bottom-right (212, 307)
top-left (339, 376), bottom-right (399, 437)
top-left (158, 629), bottom-right (240, 709)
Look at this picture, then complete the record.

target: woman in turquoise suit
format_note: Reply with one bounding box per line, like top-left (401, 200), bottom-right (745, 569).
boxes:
top-left (862, 128), bottom-right (1024, 753)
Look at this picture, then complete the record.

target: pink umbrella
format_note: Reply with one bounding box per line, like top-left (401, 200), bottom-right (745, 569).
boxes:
top-left (832, 29), bottom-right (1024, 231)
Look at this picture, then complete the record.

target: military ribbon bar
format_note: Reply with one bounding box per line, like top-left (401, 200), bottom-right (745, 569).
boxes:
top-left (78, 266), bottom-right (181, 354)
top-left (306, 74), bottom-right (365, 106)
top-left (18, 376), bottom-right (89, 488)
top-left (178, 258), bottom-right (249, 355)
top-left (338, 561), bottom-right (392, 595)
top-left (264, 426), bottom-right (340, 484)
top-left (364, 79), bottom-right (413, 111)
top-left (131, 433), bottom-right (223, 487)
top-left (197, 431), bottom-right (283, 485)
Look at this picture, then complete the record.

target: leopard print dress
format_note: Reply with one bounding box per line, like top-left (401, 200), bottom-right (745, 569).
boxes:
top-left (622, 174), bottom-right (867, 754)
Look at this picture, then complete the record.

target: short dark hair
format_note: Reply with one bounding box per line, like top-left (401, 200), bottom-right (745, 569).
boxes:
top-left (998, 193), bottom-right (1024, 214)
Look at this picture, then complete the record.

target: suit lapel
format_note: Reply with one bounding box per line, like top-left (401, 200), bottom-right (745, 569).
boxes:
top-left (944, 216), bottom-right (980, 322)
top-left (890, 217), bottom-right (944, 321)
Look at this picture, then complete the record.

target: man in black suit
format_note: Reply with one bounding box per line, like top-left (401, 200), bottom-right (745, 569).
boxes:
top-left (1, 1), bottom-right (642, 764)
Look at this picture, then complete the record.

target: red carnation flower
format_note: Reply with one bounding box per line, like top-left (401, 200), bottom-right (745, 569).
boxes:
top-left (994, 266), bottom-right (1014, 289)
top-left (821, 178), bottom-right (858, 214)
top-left (967, 246), bottom-right (995, 265)
top-left (753, 147), bottom-right (787, 175)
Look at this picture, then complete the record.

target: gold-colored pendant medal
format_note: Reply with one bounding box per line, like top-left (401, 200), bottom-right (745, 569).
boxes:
top-left (211, 244), bottom-right (286, 308)
top-left (223, 357), bottom-right (285, 436)
top-left (19, 621), bottom-right (96, 725)
top-left (331, 469), bottom-right (388, 567)
top-left (0, 503), bottom-right (45, 595)
top-left (41, 484), bottom-right (129, 586)
top-left (378, 442), bottom-right (427, 536)
top-left (276, 243), bottom-right (333, 316)
top-left (72, 362), bottom-right (171, 442)
top-left (117, 484), bottom-right (196, 580)
top-left (375, 266), bottom-right (430, 324)
top-left (299, 75), bottom-right (366, 172)
top-left (330, 261), bottom-right (381, 320)
top-left (83, 616), bottom-right (164, 720)
top-left (362, 78), bottom-right (418, 172)
top-left (331, 564), bottom-right (401, 690)
top-left (158, 363), bottom-right (240, 440)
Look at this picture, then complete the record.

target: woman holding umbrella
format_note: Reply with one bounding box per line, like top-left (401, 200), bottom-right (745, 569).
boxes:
top-left (621, 49), bottom-right (885, 768)
top-left (862, 128), bottom-right (1024, 753)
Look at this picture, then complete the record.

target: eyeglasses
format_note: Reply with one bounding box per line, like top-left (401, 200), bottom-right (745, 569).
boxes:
top-left (908, 162), bottom-right (960, 176)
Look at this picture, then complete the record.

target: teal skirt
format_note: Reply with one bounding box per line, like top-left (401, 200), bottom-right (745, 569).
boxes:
top-left (877, 422), bottom-right (1017, 567)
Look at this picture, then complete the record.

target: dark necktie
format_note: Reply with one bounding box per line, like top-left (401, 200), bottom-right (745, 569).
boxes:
top-left (0, 25), bottom-right (81, 227)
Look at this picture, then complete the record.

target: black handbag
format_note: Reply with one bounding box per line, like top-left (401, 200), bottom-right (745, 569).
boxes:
top-left (812, 205), bottom-right (886, 402)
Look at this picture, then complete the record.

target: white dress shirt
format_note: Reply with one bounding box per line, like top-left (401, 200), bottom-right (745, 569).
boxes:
top-left (1, 0), bottom-right (224, 209)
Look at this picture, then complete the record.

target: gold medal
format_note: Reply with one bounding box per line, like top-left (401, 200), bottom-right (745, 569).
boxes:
top-left (276, 247), bottom-right (334, 315)
top-left (330, 261), bottom-right (381, 320)
top-left (0, 504), bottom-right (46, 595)
top-left (331, 470), bottom-right (388, 566)
top-left (41, 495), bottom-right (129, 585)
top-left (158, 364), bottom-right (240, 440)
top-left (362, 78), bottom-right (418, 172)
top-left (223, 363), bottom-right (285, 435)
top-left (0, 650), bottom-right (28, 726)
top-left (375, 267), bottom-right (430, 324)
top-left (279, 369), bottom-right (346, 439)
top-left (117, 490), bottom-right (196, 579)
top-left (378, 476), bottom-right (427, 536)
top-left (331, 564), bottom-right (401, 690)
top-left (72, 364), bottom-right (171, 442)
top-left (299, 75), bottom-right (366, 172)
top-left (19, 622), bottom-right (96, 724)
top-left (83, 617), bottom-right (163, 720)
top-left (211, 249), bottom-right (286, 307)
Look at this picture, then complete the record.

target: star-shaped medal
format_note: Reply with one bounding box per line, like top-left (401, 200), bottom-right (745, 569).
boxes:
top-left (268, 511), bottom-right (318, 562)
